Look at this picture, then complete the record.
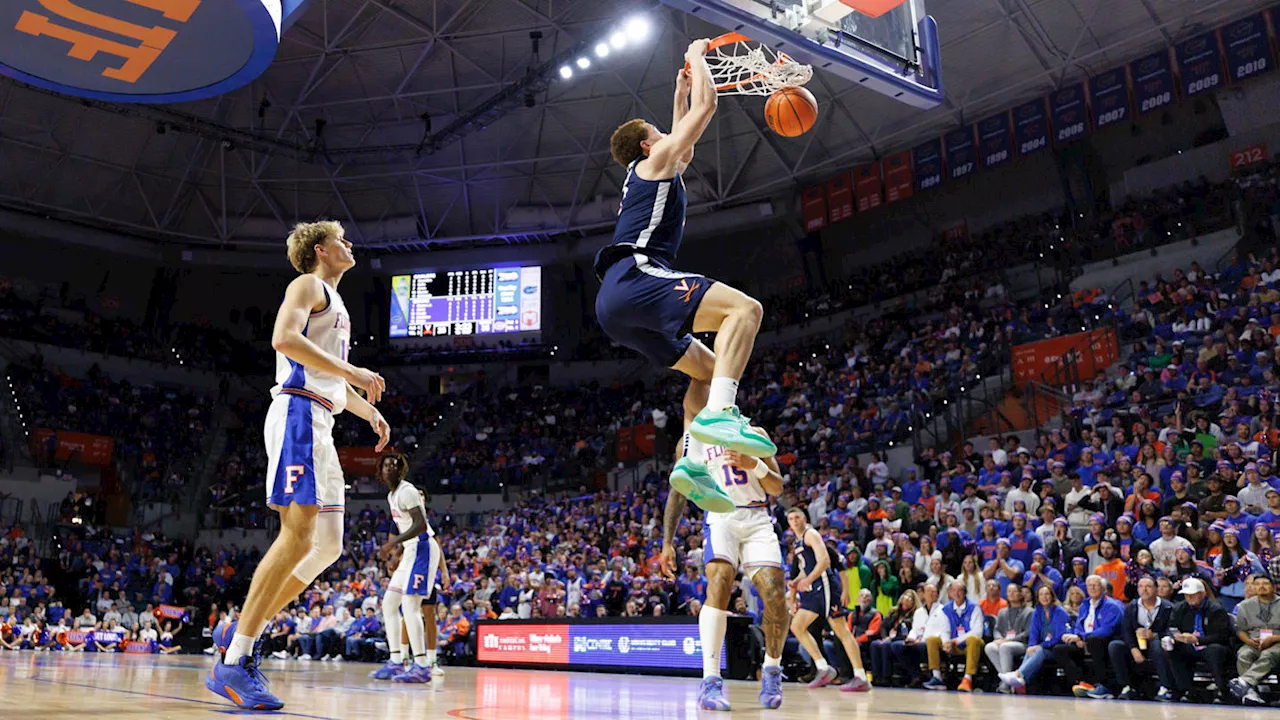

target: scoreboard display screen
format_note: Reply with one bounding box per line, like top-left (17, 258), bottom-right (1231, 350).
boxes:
top-left (389, 266), bottom-right (542, 338)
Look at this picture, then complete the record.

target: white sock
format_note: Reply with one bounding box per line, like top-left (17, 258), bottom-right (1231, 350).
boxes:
top-left (764, 654), bottom-right (781, 668)
top-left (427, 649), bottom-right (437, 664)
top-left (933, 670), bottom-right (944, 679)
top-left (382, 590), bottom-right (403, 662)
top-left (683, 432), bottom-right (707, 465)
top-left (699, 606), bottom-right (728, 678)
top-left (815, 657), bottom-right (830, 673)
top-left (854, 668), bottom-right (867, 680)
top-left (708, 377), bottom-right (739, 411)
top-left (223, 633), bottom-right (256, 666)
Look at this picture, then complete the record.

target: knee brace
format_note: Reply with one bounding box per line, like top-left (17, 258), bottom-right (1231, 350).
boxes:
top-left (291, 510), bottom-right (344, 585)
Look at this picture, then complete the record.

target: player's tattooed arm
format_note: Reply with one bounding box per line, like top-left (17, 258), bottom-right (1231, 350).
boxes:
top-left (662, 489), bottom-right (687, 548)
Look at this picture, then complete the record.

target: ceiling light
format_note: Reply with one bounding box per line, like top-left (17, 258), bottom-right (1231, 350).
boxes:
top-left (595, 43), bottom-right (610, 58)
top-left (610, 32), bottom-right (627, 50)
top-left (626, 16), bottom-right (651, 40)
top-left (576, 57), bottom-right (591, 70)
top-left (559, 65), bottom-right (573, 79)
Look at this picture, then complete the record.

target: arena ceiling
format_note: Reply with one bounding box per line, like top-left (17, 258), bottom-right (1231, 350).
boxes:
top-left (0, 0), bottom-right (1269, 253)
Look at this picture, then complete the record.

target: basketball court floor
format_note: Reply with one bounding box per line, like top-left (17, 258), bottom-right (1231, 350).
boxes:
top-left (0, 652), bottom-right (1271, 719)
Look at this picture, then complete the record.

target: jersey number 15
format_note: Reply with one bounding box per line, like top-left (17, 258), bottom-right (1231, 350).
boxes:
top-left (721, 466), bottom-right (748, 486)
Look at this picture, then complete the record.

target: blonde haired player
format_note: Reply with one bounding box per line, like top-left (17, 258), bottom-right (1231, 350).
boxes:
top-left (661, 425), bottom-right (789, 711)
top-left (206, 221), bottom-right (390, 711)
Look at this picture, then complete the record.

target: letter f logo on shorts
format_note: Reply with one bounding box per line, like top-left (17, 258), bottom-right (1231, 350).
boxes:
top-left (284, 465), bottom-right (306, 494)
top-left (673, 278), bottom-right (701, 303)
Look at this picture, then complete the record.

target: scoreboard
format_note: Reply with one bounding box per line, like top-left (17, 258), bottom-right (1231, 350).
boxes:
top-left (389, 266), bottom-right (542, 338)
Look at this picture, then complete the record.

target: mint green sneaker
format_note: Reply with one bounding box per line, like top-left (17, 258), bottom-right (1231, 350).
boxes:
top-left (669, 457), bottom-right (735, 514)
top-left (689, 406), bottom-right (778, 458)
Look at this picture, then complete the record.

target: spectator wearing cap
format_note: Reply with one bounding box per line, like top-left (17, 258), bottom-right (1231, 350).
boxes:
top-left (840, 547), bottom-right (872, 613)
top-left (921, 581), bottom-right (985, 692)
top-left (1255, 487), bottom-right (1280, 533)
top-left (1032, 501), bottom-right (1058, 545)
top-left (1005, 513), bottom-right (1042, 567)
top-left (1053, 574), bottom-right (1124, 699)
top-left (1229, 574), bottom-right (1280, 706)
top-left (1149, 577), bottom-right (1233, 704)
top-left (1061, 557), bottom-right (1089, 602)
top-left (1256, 457), bottom-right (1277, 487)
top-left (1048, 461), bottom-right (1073, 496)
top-left (983, 539), bottom-right (1024, 597)
top-left (1112, 514), bottom-right (1145, 562)
top-left (1080, 514), bottom-right (1108, 570)
top-left (1213, 527), bottom-right (1263, 612)
top-left (1023, 549), bottom-right (1063, 599)
top-left (1063, 474), bottom-right (1092, 534)
top-left (1148, 517), bottom-right (1193, 576)
top-left (1222, 495), bottom-right (1257, 537)
top-left (1159, 472), bottom-right (1197, 517)
top-left (1107, 575), bottom-right (1172, 701)
top-left (1005, 474), bottom-right (1039, 517)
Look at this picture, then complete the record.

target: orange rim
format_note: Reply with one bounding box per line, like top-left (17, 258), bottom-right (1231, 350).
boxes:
top-left (686, 32), bottom-right (771, 92)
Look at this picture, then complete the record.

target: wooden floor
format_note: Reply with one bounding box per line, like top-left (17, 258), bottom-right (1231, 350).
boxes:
top-left (0, 652), bottom-right (1271, 719)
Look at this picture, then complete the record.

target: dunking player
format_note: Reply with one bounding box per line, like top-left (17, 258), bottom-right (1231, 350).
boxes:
top-left (206, 221), bottom-right (390, 711)
top-left (368, 453), bottom-right (438, 683)
top-left (785, 508), bottom-right (871, 692)
top-left (662, 427), bottom-right (789, 711)
top-left (597, 38), bottom-right (773, 514)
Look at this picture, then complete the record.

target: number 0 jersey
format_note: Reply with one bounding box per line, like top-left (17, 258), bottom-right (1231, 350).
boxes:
top-left (271, 283), bottom-right (351, 414)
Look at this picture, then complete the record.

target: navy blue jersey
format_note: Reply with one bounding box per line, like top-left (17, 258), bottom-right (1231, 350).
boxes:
top-left (793, 528), bottom-right (832, 587)
top-left (594, 161), bottom-right (687, 279)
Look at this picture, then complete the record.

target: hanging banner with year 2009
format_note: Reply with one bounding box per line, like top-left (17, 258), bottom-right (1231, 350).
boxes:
top-left (1131, 49), bottom-right (1176, 115)
top-left (1012, 98), bottom-right (1049, 157)
top-left (1176, 31), bottom-right (1225, 97)
top-left (1050, 83), bottom-right (1089, 143)
top-left (1221, 13), bottom-right (1272, 82)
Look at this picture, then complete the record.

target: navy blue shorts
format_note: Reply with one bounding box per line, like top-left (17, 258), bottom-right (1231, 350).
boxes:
top-left (594, 254), bottom-right (714, 367)
top-left (798, 574), bottom-right (846, 618)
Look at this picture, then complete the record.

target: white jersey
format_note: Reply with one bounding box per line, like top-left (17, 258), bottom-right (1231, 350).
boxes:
top-left (272, 282), bottom-right (351, 414)
top-left (703, 444), bottom-right (768, 510)
top-left (388, 482), bottom-right (434, 549)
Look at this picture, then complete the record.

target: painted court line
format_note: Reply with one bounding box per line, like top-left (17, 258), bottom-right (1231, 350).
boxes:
top-left (25, 675), bottom-right (345, 720)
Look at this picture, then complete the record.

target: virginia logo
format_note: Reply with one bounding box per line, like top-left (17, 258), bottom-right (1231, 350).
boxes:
top-left (673, 278), bottom-right (701, 303)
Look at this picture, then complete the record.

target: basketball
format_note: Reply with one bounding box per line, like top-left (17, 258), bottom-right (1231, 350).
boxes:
top-left (765, 86), bottom-right (818, 137)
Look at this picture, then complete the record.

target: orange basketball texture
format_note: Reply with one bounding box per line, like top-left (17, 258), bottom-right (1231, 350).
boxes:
top-left (765, 87), bottom-right (818, 137)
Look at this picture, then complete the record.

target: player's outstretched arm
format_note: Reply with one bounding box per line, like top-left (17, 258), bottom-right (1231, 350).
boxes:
top-left (671, 68), bottom-right (694, 169)
top-left (273, 275), bottom-right (386, 403)
top-left (649, 39), bottom-right (715, 175)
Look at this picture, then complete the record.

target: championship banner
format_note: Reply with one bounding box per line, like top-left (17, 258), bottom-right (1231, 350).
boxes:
top-left (336, 447), bottom-right (398, 475)
top-left (1230, 143), bottom-right (1267, 170)
top-left (31, 428), bottom-right (114, 466)
top-left (853, 163), bottom-right (883, 212)
top-left (476, 619), bottom-right (725, 673)
top-left (1012, 328), bottom-right (1119, 387)
top-left (615, 423), bottom-right (656, 462)
top-left (943, 125), bottom-right (976, 180)
top-left (1089, 67), bottom-right (1130, 130)
top-left (1176, 31), bottom-right (1225, 97)
top-left (826, 173), bottom-right (853, 223)
top-left (1221, 13), bottom-right (1272, 83)
top-left (800, 185), bottom-right (827, 232)
top-left (1050, 83), bottom-right (1089, 143)
top-left (881, 150), bottom-right (914, 203)
top-left (0, 0), bottom-right (289, 103)
top-left (1131, 49), bottom-right (1175, 115)
top-left (1012, 98), bottom-right (1049, 157)
top-left (977, 111), bottom-right (1012, 169)
top-left (912, 138), bottom-right (943, 192)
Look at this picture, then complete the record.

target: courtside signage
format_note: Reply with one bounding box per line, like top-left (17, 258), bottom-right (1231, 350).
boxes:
top-left (477, 621), bottom-right (725, 671)
top-left (0, 0), bottom-right (283, 103)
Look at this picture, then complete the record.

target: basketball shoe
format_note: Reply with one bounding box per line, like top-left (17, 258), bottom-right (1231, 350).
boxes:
top-left (759, 666), bottom-right (783, 709)
top-left (698, 676), bottom-right (732, 711)
top-left (669, 458), bottom-right (734, 514)
top-left (689, 407), bottom-right (777, 458)
top-left (206, 655), bottom-right (284, 710)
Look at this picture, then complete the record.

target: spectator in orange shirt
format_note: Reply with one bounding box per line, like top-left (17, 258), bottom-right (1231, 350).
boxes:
top-left (442, 604), bottom-right (471, 660)
top-left (1094, 539), bottom-right (1128, 601)
top-left (980, 579), bottom-right (1008, 618)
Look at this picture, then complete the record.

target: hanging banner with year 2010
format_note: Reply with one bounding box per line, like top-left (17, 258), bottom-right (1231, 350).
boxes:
top-left (944, 125), bottom-right (976, 180)
top-left (1176, 31), bottom-right (1225, 97)
top-left (1221, 13), bottom-right (1272, 82)
top-left (1089, 67), bottom-right (1130, 130)
top-left (1049, 83), bottom-right (1089, 143)
top-left (1131, 49), bottom-right (1176, 115)
top-left (1012, 98), bottom-right (1049, 157)
top-left (912, 138), bottom-right (943, 193)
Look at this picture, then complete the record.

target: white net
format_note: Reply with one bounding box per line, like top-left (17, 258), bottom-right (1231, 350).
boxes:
top-left (704, 37), bottom-right (813, 96)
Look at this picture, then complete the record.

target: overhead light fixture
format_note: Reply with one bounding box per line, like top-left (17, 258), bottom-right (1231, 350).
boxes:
top-left (576, 57), bottom-right (590, 70)
top-left (610, 32), bottom-right (627, 50)
top-left (625, 16), bottom-right (651, 40)
top-left (594, 42), bottom-right (610, 58)
top-left (559, 65), bottom-right (573, 79)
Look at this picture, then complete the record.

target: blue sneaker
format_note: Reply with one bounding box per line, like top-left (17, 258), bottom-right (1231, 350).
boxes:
top-left (698, 676), bottom-right (732, 711)
top-left (669, 457), bottom-right (735, 514)
top-left (690, 407), bottom-right (778, 458)
top-left (205, 655), bottom-right (284, 710)
top-left (392, 663), bottom-right (432, 684)
top-left (370, 660), bottom-right (404, 680)
top-left (759, 666), bottom-right (783, 709)
top-left (213, 620), bottom-right (237, 657)
top-left (922, 676), bottom-right (947, 691)
top-left (1086, 684), bottom-right (1114, 699)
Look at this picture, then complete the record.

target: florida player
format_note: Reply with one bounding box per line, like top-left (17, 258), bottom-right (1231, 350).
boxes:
top-left (206, 221), bottom-right (391, 711)
top-left (369, 453), bottom-right (438, 683)
top-left (785, 507), bottom-right (871, 692)
top-left (598, 39), bottom-right (773, 514)
top-left (661, 426), bottom-right (789, 711)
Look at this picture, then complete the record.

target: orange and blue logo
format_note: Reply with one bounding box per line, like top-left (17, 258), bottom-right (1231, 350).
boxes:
top-left (0, 0), bottom-right (295, 103)
top-left (673, 278), bottom-right (701, 303)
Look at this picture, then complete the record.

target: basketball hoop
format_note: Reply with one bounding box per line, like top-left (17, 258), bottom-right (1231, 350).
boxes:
top-left (690, 32), bottom-right (813, 96)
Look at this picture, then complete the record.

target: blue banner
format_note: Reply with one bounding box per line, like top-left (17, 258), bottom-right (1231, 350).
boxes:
top-left (913, 138), bottom-right (944, 192)
top-left (944, 126), bottom-right (977, 180)
top-left (1131, 49), bottom-right (1176, 115)
top-left (1221, 13), bottom-right (1272, 83)
top-left (1049, 83), bottom-right (1089, 143)
top-left (978, 112), bottom-right (1012, 169)
top-left (1089, 67), bottom-right (1130, 130)
top-left (1012, 98), bottom-right (1049, 156)
top-left (1176, 31), bottom-right (1225, 97)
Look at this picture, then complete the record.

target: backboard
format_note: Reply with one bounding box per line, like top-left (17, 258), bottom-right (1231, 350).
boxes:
top-left (657, 0), bottom-right (943, 108)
